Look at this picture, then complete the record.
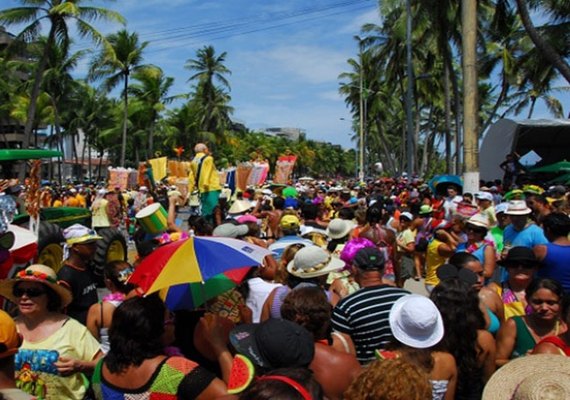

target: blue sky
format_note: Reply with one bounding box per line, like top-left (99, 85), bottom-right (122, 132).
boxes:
top-left (76, 0), bottom-right (381, 149)
top-left (2, 0), bottom-right (568, 150)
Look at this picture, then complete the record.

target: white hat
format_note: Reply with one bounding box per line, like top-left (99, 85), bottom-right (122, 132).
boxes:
top-left (389, 294), bottom-right (444, 349)
top-left (400, 212), bottom-right (413, 221)
top-left (467, 213), bottom-right (490, 229)
top-left (212, 223), bottom-right (249, 238)
top-left (505, 200), bottom-right (532, 216)
top-left (287, 247), bottom-right (344, 279)
top-left (494, 202), bottom-right (509, 214)
top-left (326, 219), bottom-right (354, 240)
top-left (475, 192), bottom-right (493, 202)
top-left (139, 186), bottom-right (148, 192)
top-left (97, 189), bottom-right (108, 196)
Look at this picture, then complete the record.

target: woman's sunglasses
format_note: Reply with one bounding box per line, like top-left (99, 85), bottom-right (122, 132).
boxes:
top-left (13, 287), bottom-right (46, 298)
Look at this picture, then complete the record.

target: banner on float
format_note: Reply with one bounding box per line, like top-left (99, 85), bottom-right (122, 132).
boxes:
top-left (247, 161), bottom-right (270, 187)
top-left (274, 155), bottom-right (297, 184)
top-left (236, 162), bottom-right (253, 192)
top-left (108, 167), bottom-right (130, 191)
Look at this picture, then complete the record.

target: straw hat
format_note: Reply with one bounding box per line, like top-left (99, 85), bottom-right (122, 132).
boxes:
top-left (287, 247), bottom-right (344, 278)
top-left (228, 200), bottom-right (254, 215)
top-left (467, 213), bottom-right (490, 229)
top-left (504, 200), bottom-right (532, 216)
top-left (483, 354), bottom-right (570, 400)
top-left (0, 264), bottom-right (72, 307)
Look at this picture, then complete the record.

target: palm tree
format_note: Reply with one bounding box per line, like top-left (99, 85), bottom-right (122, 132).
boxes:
top-left (0, 0), bottom-right (124, 150)
top-left (89, 29), bottom-right (148, 166)
top-left (128, 66), bottom-right (178, 157)
top-left (185, 45), bottom-right (233, 138)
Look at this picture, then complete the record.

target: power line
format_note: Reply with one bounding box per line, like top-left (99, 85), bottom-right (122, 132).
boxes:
top-left (146, 3), bottom-right (375, 54)
top-left (74, 0), bottom-right (375, 53)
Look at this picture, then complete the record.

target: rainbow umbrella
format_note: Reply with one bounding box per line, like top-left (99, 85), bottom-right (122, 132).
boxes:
top-left (129, 236), bottom-right (272, 303)
top-left (158, 267), bottom-right (252, 310)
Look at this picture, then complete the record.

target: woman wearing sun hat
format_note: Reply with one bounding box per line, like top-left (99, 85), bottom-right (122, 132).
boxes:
top-left (0, 264), bottom-right (102, 399)
top-left (260, 246), bottom-right (345, 321)
top-left (456, 213), bottom-right (497, 281)
top-left (379, 294), bottom-right (457, 400)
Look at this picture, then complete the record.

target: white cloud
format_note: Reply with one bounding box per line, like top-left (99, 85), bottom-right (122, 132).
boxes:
top-left (319, 90), bottom-right (344, 102)
top-left (339, 9), bottom-right (381, 34)
top-left (262, 45), bottom-right (348, 84)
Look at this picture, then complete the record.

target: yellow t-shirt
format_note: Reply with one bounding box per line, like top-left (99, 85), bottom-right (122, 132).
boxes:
top-left (15, 318), bottom-right (101, 400)
top-left (425, 239), bottom-right (448, 286)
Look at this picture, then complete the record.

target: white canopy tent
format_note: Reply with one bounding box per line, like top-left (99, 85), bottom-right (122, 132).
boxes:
top-left (479, 118), bottom-right (570, 181)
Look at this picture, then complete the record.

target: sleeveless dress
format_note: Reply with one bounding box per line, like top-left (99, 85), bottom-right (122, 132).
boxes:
top-left (511, 316), bottom-right (536, 358)
top-left (91, 356), bottom-right (216, 399)
top-left (99, 298), bottom-right (124, 354)
top-left (536, 336), bottom-right (570, 356)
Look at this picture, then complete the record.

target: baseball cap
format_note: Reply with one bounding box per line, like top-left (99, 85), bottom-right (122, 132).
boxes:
top-left (400, 212), bottom-right (413, 221)
top-left (229, 319), bottom-right (314, 369)
top-left (0, 310), bottom-right (21, 358)
top-left (280, 215), bottom-right (301, 230)
top-left (353, 247), bottom-right (385, 271)
top-left (475, 192), bottom-right (493, 202)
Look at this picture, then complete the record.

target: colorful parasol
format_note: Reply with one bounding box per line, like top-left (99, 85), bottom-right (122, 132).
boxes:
top-left (158, 267), bottom-right (251, 310)
top-left (128, 236), bottom-right (272, 300)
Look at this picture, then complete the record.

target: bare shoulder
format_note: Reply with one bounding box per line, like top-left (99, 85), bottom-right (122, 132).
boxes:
top-left (477, 329), bottom-right (496, 350)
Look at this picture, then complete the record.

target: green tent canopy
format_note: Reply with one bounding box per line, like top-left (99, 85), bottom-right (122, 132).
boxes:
top-left (532, 160), bottom-right (570, 174)
top-left (0, 149), bottom-right (63, 161)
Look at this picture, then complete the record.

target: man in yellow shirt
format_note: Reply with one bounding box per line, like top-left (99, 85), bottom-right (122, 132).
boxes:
top-left (189, 143), bottom-right (221, 223)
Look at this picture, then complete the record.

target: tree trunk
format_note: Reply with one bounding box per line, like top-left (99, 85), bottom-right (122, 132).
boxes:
top-left (120, 75), bottom-right (129, 167)
top-left (374, 117), bottom-right (398, 175)
top-left (80, 130), bottom-right (87, 181)
top-left (515, 0), bottom-right (570, 85)
top-left (462, 0), bottom-right (479, 179)
top-left (444, 66), bottom-right (453, 174)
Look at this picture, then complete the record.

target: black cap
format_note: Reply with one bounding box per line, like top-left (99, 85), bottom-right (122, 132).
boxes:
top-left (353, 247), bottom-right (385, 271)
top-left (501, 246), bottom-right (538, 267)
top-left (229, 319), bottom-right (314, 370)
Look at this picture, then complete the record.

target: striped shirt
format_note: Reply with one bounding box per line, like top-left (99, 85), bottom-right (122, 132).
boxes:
top-left (331, 285), bottom-right (410, 364)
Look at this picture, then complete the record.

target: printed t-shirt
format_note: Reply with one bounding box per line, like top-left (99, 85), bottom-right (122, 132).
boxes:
top-left (15, 318), bottom-right (101, 400)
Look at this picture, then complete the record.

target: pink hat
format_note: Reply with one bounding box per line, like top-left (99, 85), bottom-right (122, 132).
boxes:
top-left (236, 215), bottom-right (258, 224)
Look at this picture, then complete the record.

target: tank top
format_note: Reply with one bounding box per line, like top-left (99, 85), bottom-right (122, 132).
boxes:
top-left (99, 298), bottom-right (124, 354)
top-left (425, 239), bottom-right (447, 286)
top-left (512, 316), bottom-right (536, 358)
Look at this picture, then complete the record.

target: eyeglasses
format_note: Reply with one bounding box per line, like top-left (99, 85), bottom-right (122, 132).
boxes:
top-left (13, 287), bottom-right (46, 298)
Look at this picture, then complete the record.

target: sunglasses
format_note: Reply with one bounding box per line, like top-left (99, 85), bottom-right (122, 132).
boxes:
top-left (13, 287), bottom-right (46, 298)
top-left (506, 263), bottom-right (535, 270)
top-left (466, 225), bottom-right (486, 235)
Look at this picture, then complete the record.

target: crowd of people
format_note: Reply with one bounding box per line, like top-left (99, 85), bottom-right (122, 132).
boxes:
top-left (0, 145), bottom-right (569, 399)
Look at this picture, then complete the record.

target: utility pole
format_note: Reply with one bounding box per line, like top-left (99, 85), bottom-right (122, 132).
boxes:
top-left (462, 0), bottom-right (479, 193)
top-left (405, 0), bottom-right (415, 177)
